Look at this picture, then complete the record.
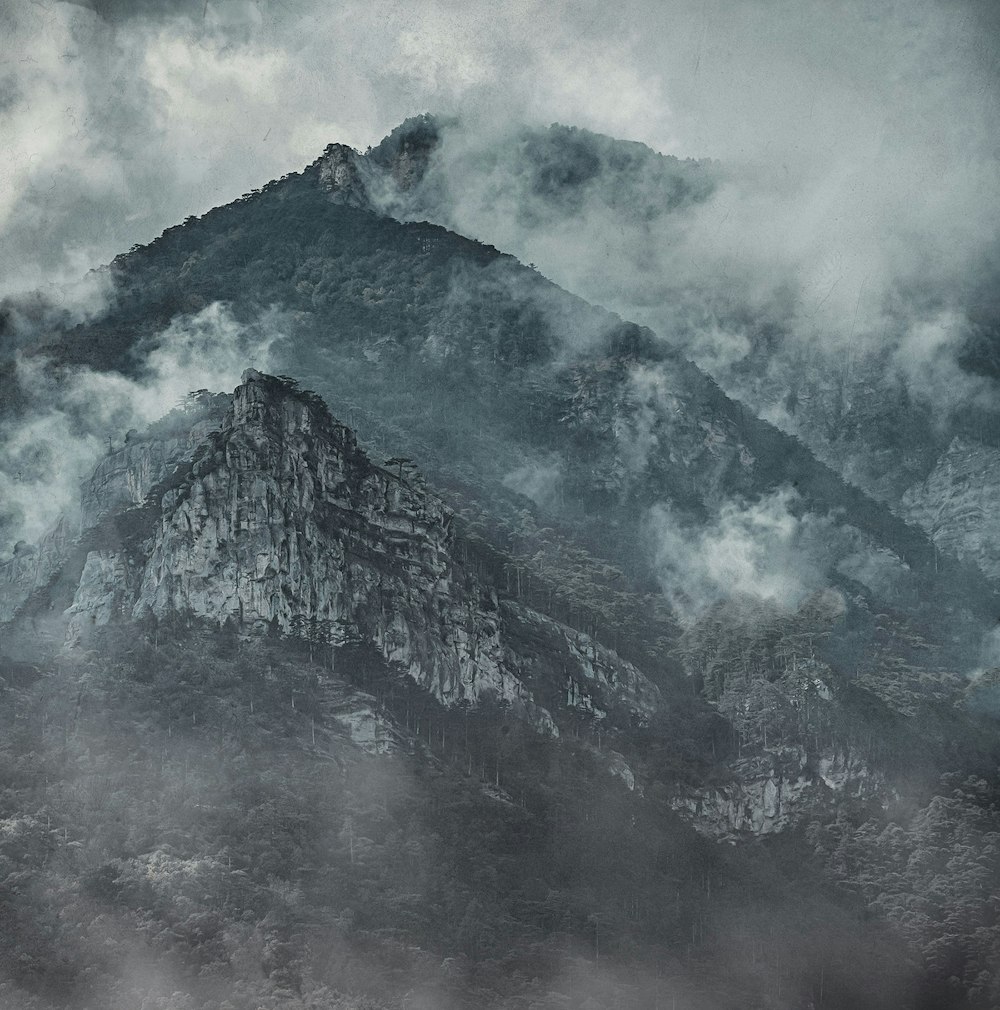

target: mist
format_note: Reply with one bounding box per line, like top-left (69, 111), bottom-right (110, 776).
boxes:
top-left (645, 488), bottom-right (840, 621)
top-left (359, 0), bottom-right (1000, 460)
top-left (0, 302), bottom-right (277, 554)
top-left (4, 0), bottom-right (997, 456)
top-left (392, 75), bottom-right (1000, 426)
top-left (4, 0), bottom-right (996, 319)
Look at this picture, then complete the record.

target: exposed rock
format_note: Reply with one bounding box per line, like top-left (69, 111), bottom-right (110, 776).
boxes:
top-left (321, 683), bottom-right (398, 755)
top-left (670, 745), bottom-right (881, 840)
top-left (58, 371), bottom-right (661, 739)
top-left (0, 515), bottom-right (77, 621)
top-left (901, 436), bottom-right (1000, 579)
top-left (604, 749), bottom-right (636, 791)
top-left (0, 394), bottom-right (228, 622)
top-left (501, 602), bottom-right (660, 723)
top-left (65, 550), bottom-right (134, 646)
top-left (79, 412), bottom-right (223, 528)
top-left (314, 144), bottom-right (381, 210)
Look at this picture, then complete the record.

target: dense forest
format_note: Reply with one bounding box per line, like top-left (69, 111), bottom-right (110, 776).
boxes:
top-left (5, 617), bottom-right (990, 1010)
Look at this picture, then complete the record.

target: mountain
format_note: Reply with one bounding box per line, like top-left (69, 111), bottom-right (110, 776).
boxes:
top-left (315, 114), bottom-right (1000, 581)
top-left (0, 125), bottom-right (998, 1009)
top-left (54, 369), bottom-right (658, 732)
top-left (3, 366), bottom-right (997, 1009)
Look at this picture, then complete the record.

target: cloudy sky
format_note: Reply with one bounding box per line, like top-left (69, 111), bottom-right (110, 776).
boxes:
top-left (1, 0), bottom-right (998, 300)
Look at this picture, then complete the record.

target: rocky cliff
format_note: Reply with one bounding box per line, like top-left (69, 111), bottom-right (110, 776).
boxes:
top-left (0, 392), bottom-right (230, 622)
top-left (0, 516), bottom-right (76, 622)
top-left (671, 745), bottom-right (881, 840)
top-left (901, 437), bottom-right (1000, 580)
top-left (79, 392), bottom-right (228, 527)
top-left (53, 370), bottom-right (667, 739)
top-left (0, 370), bottom-right (952, 839)
top-left (309, 115), bottom-right (1000, 593)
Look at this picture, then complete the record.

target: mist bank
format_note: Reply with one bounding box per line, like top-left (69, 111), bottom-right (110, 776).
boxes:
top-left (0, 303), bottom-right (277, 554)
top-left (283, 94), bottom-right (975, 522)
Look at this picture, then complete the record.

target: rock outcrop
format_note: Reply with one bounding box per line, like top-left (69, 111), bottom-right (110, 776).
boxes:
top-left (0, 517), bottom-right (77, 621)
top-left (0, 392), bottom-right (229, 622)
top-left (79, 394), bottom-right (227, 527)
top-left (901, 436), bottom-right (1000, 580)
top-left (9, 369), bottom-right (898, 838)
top-left (670, 745), bottom-right (881, 840)
top-left (57, 371), bottom-right (659, 735)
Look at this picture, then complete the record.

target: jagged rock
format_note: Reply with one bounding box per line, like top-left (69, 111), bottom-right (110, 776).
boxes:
top-left (65, 550), bottom-right (133, 645)
top-left (314, 144), bottom-right (381, 210)
top-left (79, 416), bottom-right (221, 528)
top-left (670, 745), bottom-right (882, 839)
top-left (500, 602), bottom-right (660, 722)
top-left (57, 372), bottom-right (661, 738)
top-left (0, 393), bottom-right (228, 622)
top-left (0, 515), bottom-right (77, 621)
top-left (901, 436), bottom-right (1000, 579)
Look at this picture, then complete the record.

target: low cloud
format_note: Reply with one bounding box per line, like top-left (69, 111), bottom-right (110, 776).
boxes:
top-left (646, 488), bottom-right (837, 622)
top-left (0, 302), bottom-right (278, 554)
top-left (347, 0), bottom-right (1000, 439)
top-left (502, 457), bottom-right (564, 509)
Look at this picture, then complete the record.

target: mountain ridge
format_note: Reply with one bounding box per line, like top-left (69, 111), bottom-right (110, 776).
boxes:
top-left (309, 113), bottom-right (1000, 584)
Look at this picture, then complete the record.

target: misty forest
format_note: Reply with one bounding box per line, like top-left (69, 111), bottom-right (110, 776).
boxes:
top-left (2, 3), bottom-right (1000, 1009)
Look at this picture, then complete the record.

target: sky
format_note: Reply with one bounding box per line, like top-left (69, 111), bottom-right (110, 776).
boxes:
top-left (2, 0), bottom-right (998, 299)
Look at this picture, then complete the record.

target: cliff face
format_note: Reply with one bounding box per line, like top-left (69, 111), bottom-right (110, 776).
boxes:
top-left (671, 745), bottom-right (881, 840)
top-left (310, 117), bottom-right (1000, 594)
top-left (0, 394), bottom-right (229, 622)
top-left (314, 143), bottom-right (383, 210)
top-left (62, 370), bottom-right (660, 736)
top-left (79, 403), bottom-right (226, 528)
top-left (901, 437), bottom-right (1000, 580)
top-left (0, 517), bottom-right (76, 621)
top-left (5, 370), bottom-right (903, 840)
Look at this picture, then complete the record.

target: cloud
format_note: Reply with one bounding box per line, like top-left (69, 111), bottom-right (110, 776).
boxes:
top-left (646, 488), bottom-right (839, 621)
top-left (349, 0), bottom-right (1000, 435)
top-left (0, 301), bottom-right (278, 553)
top-left (1, 0), bottom-right (997, 456)
top-left (0, 0), bottom-right (679, 297)
top-left (502, 457), bottom-right (563, 509)
top-left (416, 98), bottom-right (999, 408)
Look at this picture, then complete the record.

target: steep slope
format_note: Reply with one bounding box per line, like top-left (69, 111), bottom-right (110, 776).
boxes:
top-left (1, 376), bottom-right (999, 1010)
top-left (0, 131), bottom-right (998, 1007)
top-left (12, 371), bottom-right (659, 736)
top-left (317, 114), bottom-right (1000, 581)
top-left (6, 145), bottom-right (994, 655)
top-left (1, 131), bottom-right (995, 813)
top-left (0, 617), bottom-right (938, 1010)
top-left (2, 369), bottom-right (988, 832)
top-left (901, 436), bottom-right (1000, 579)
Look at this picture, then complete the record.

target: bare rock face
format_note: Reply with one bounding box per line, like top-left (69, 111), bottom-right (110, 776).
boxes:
top-left (79, 409), bottom-right (224, 528)
top-left (501, 603), bottom-right (660, 722)
top-left (0, 518), bottom-right (77, 621)
top-left (670, 745), bottom-right (881, 840)
top-left (0, 394), bottom-right (229, 622)
top-left (314, 144), bottom-right (381, 210)
top-left (62, 371), bottom-right (659, 735)
top-left (901, 437), bottom-right (1000, 580)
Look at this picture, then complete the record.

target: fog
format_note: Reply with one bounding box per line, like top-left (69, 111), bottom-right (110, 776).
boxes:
top-left (5, 1), bottom-right (997, 472)
top-left (6, 0), bottom-right (998, 327)
top-left (646, 488), bottom-right (839, 621)
top-left (0, 302), bottom-right (277, 553)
